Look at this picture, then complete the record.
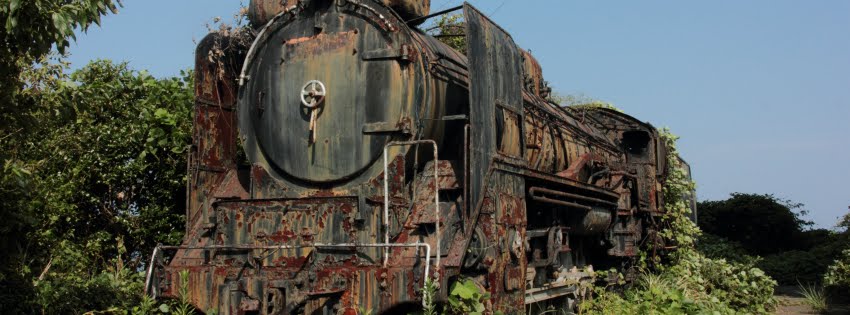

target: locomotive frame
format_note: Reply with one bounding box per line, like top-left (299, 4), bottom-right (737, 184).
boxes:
top-left (144, 1), bottom-right (684, 314)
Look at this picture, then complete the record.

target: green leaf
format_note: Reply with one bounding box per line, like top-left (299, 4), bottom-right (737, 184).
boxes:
top-left (9, 0), bottom-right (20, 12)
top-left (448, 296), bottom-right (460, 307)
top-left (154, 108), bottom-right (169, 119)
top-left (158, 303), bottom-right (171, 313)
top-left (450, 282), bottom-right (475, 300)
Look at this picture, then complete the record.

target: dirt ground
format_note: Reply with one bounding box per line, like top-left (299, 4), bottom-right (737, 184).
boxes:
top-left (774, 286), bottom-right (850, 315)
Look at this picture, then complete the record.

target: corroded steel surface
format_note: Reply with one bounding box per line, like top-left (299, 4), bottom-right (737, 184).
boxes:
top-left (381, 0), bottom-right (430, 22)
top-left (248, 0), bottom-right (299, 27)
top-left (147, 1), bottom-right (690, 314)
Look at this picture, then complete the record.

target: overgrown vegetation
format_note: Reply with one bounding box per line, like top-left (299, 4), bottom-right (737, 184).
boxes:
top-left (580, 130), bottom-right (777, 314)
top-left (2, 58), bottom-right (194, 314)
top-left (129, 270), bottom-right (202, 315)
top-left (446, 279), bottom-right (490, 315)
top-left (697, 194), bottom-right (850, 287)
top-left (0, 0), bottom-right (120, 118)
top-left (422, 278), bottom-right (438, 315)
top-left (0, 1), bottom-right (196, 312)
top-left (693, 181), bottom-right (850, 312)
top-left (699, 193), bottom-right (814, 255)
top-left (417, 277), bottom-right (500, 315)
top-left (824, 249), bottom-right (850, 290)
top-left (426, 13), bottom-right (466, 54)
top-left (549, 92), bottom-right (622, 112)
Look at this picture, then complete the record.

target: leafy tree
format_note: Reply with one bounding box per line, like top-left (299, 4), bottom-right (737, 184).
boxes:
top-left (838, 206), bottom-right (850, 232)
top-left (699, 195), bottom-right (850, 285)
top-left (0, 59), bottom-right (193, 313)
top-left (36, 60), bottom-right (192, 313)
top-left (823, 207), bottom-right (850, 298)
top-left (698, 193), bottom-right (812, 255)
top-left (0, 160), bottom-right (38, 312)
top-left (1, 1), bottom-right (121, 312)
top-left (824, 249), bottom-right (850, 295)
top-left (426, 13), bottom-right (466, 54)
top-left (0, 0), bottom-right (121, 135)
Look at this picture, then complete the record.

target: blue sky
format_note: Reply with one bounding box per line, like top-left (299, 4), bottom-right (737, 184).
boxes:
top-left (66, 0), bottom-right (850, 229)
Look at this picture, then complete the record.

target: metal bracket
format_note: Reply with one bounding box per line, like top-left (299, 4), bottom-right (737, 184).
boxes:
top-left (362, 120), bottom-right (412, 135)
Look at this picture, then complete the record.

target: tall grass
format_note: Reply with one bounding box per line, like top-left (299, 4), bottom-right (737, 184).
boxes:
top-left (798, 282), bottom-right (828, 313)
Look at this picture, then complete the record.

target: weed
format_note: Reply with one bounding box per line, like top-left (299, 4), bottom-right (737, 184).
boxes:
top-left (446, 279), bottom-right (489, 315)
top-left (422, 277), bottom-right (438, 315)
top-left (174, 269), bottom-right (195, 315)
top-left (798, 282), bottom-right (828, 313)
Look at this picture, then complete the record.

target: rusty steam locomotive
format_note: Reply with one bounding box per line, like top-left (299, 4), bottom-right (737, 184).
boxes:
top-left (145, 1), bottom-right (687, 313)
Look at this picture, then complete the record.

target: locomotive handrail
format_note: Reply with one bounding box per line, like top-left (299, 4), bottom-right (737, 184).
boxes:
top-left (382, 140), bottom-right (440, 273)
top-left (144, 243), bottom-right (432, 306)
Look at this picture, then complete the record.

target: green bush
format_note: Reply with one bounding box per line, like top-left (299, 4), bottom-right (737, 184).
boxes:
top-left (0, 58), bottom-right (194, 313)
top-left (756, 233), bottom-right (848, 285)
top-left (697, 233), bottom-right (760, 265)
top-left (582, 251), bottom-right (776, 314)
top-left (672, 250), bottom-right (776, 313)
top-left (697, 193), bottom-right (812, 256)
top-left (758, 251), bottom-right (825, 284)
top-left (35, 269), bottom-right (144, 314)
top-left (581, 130), bottom-right (776, 314)
top-left (580, 273), bottom-right (710, 315)
top-left (446, 279), bottom-right (489, 315)
top-left (824, 249), bottom-right (850, 296)
top-left (697, 197), bottom-right (849, 287)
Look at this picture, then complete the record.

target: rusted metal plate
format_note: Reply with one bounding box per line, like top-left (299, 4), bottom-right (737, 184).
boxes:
top-left (463, 3), bottom-right (525, 211)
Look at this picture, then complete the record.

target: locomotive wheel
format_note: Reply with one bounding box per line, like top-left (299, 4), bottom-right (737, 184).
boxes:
top-left (462, 227), bottom-right (488, 270)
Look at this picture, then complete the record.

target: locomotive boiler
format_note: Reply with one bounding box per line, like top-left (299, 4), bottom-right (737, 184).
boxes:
top-left (144, 1), bottom-right (679, 313)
